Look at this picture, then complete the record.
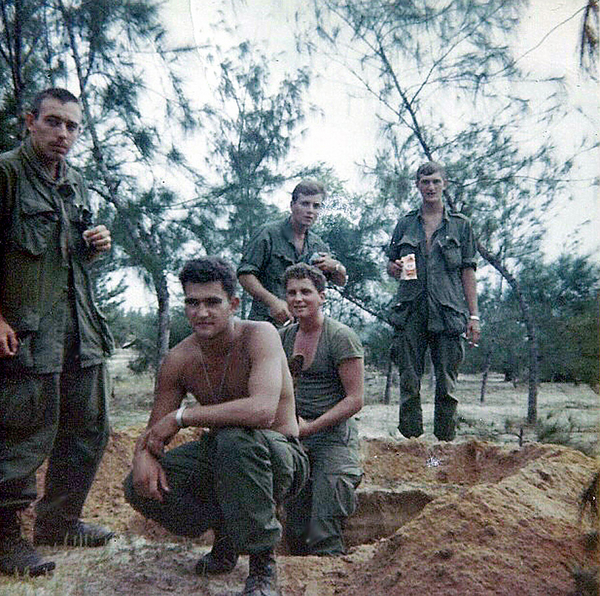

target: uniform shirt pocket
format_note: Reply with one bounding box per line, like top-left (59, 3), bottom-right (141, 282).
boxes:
top-left (11, 193), bottom-right (59, 256)
top-left (439, 236), bottom-right (462, 270)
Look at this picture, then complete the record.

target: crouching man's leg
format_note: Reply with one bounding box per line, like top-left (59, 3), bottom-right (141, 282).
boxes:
top-left (123, 435), bottom-right (222, 538)
top-left (124, 433), bottom-right (239, 575)
top-left (296, 421), bottom-right (362, 556)
top-left (213, 427), bottom-right (308, 596)
top-left (124, 427), bottom-right (308, 596)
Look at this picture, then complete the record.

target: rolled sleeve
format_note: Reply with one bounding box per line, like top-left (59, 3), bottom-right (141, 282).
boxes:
top-left (460, 220), bottom-right (478, 271)
top-left (331, 326), bottom-right (364, 367)
top-left (237, 229), bottom-right (271, 277)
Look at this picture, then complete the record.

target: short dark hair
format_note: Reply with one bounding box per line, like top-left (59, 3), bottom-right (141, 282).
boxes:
top-left (30, 88), bottom-right (80, 119)
top-left (283, 263), bottom-right (326, 293)
top-left (415, 161), bottom-right (447, 182)
top-left (291, 179), bottom-right (326, 203)
top-left (179, 257), bottom-right (238, 298)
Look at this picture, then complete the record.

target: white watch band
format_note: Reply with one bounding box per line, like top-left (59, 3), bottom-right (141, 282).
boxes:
top-left (175, 405), bottom-right (188, 428)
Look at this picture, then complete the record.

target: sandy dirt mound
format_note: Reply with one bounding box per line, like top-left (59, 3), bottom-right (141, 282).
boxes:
top-left (6, 429), bottom-right (598, 596)
top-left (342, 443), bottom-right (598, 596)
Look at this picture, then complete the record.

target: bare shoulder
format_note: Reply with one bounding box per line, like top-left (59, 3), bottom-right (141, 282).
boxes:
top-left (161, 334), bottom-right (197, 373)
top-left (237, 320), bottom-right (282, 353)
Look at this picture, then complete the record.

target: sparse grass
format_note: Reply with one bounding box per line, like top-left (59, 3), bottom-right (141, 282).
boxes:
top-left (536, 412), bottom-right (576, 444)
top-left (534, 411), bottom-right (599, 457)
top-left (456, 415), bottom-right (502, 441)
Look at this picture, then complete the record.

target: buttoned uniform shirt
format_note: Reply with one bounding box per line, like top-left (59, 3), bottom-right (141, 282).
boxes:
top-left (386, 207), bottom-right (478, 335)
top-left (0, 137), bottom-right (114, 374)
top-left (237, 217), bottom-right (330, 322)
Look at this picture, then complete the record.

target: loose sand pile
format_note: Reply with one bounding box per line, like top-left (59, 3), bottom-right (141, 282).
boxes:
top-left (9, 429), bottom-right (598, 596)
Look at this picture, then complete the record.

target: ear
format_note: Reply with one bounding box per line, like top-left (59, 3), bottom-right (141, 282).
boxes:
top-left (229, 296), bottom-right (241, 312)
top-left (24, 112), bottom-right (35, 130)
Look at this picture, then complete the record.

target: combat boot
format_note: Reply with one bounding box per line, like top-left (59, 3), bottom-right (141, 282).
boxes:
top-left (239, 550), bottom-right (279, 596)
top-left (195, 533), bottom-right (238, 575)
top-left (0, 509), bottom-right (55, 577)
top-left (34, 519), bottom-right (114, 547)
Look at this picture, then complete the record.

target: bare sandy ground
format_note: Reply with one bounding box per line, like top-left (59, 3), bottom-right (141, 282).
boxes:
top-left (1, 367), bottom-right (597, 596)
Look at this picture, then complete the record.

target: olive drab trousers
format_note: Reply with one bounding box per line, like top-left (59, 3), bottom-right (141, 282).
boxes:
top-left (392, 298), bottom-right (465, 441)
top-left (0, 363), bottom-right (110, 522)
top-left (283, 419), bottom-right (362, 556)
top-left (124, 427), bottom-right (309, 555)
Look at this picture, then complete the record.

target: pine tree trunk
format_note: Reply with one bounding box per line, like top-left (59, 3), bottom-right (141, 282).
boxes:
top-left (154, 273), bottom-right (170, 370)
top-left (480, 349), bottom-right (492, 403)
top-left (477, 243), bottom-right (538, 423)
top-left (384, 348), bottom-right (394, 405)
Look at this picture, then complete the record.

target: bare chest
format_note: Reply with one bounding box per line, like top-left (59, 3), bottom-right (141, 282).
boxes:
top-left (422, 214), bottom-right (443, 253)
top-left (293, 328), bottom-right (322, 370)
top-left (181, 351), bottom-right (250, 404)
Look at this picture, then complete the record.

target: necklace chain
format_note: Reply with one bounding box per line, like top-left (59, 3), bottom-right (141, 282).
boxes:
top-left (198, 344), bottom-right (233, 400)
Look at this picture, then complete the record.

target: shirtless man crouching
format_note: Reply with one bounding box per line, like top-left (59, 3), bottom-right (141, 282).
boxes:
top-left (124, 257), bottom-right (308, 596)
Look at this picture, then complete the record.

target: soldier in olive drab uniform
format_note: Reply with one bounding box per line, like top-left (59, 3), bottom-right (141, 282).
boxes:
top-left (237, 179), bottom-right (347, 326)
top-left (0, 89), bottom-right (114, 577)
top-left (387, 161), bottom-right (480, 441)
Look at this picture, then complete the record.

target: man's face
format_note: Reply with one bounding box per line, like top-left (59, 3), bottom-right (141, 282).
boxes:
top-left (290, 193), bottom-right (323, 228)
top-left (416, 172), bottom-right (447, 205)
top-left (183, 281), bottom-right (239, 340)
top-left (285, 277), bottom-right (325, 320)
top-left (25, 98), bottom-right (82, 165)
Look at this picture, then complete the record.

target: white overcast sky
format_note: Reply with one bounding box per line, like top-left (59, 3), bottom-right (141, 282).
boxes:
top-left (122, 0), bottom-right (599, 311)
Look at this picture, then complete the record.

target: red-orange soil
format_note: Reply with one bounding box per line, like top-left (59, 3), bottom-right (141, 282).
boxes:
top-left (9, 429), bottom-right (599, 596)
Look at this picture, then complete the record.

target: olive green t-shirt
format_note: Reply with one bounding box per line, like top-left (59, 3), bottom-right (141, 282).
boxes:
top-left (280, 317), bottom-right (364, 420)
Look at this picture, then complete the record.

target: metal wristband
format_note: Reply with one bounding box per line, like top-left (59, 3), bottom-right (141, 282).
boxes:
top-left (175, 405), bottom-right (188, 429)
top-left (469, 315), bottom-right (480, 321)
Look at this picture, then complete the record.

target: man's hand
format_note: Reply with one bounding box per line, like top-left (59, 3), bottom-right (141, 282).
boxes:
top-left (83, 225), bottom-right (111, 254)
top-left (0, 317), bottom-right (18, 358)
top-left (311, 253), bottom-right (346, 285)
top-left (387, 259), bottom-right (404, 280)
top-left (132, 449), bottom-right (170, 501)
top-left (141, 414), bottom-right (179, 458)
top-left (466, 319), bottom-right (481, 347)
top-left (297, 416), bottom-right (314, 439)
top-left (268, 297), bottom-right (293, 326)
top-left (311, 253), bottom-right (335, 273)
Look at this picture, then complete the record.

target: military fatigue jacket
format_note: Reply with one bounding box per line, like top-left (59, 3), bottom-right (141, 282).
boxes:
top-left (386, 208), bottom-right (478, 335)
top-left (0, 138), bottom-right (113, 373)
top-left (238, 217), bottom-right (330, 321)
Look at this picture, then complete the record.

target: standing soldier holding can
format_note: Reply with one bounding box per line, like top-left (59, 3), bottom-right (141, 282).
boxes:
top-left (387, 161), bottom-right (480, 441)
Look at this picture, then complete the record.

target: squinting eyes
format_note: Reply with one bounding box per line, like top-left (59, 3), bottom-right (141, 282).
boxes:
top-left (185, 300), bottom-right (222, 307)
top-left (45, 117), bottom-right (80, 133)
